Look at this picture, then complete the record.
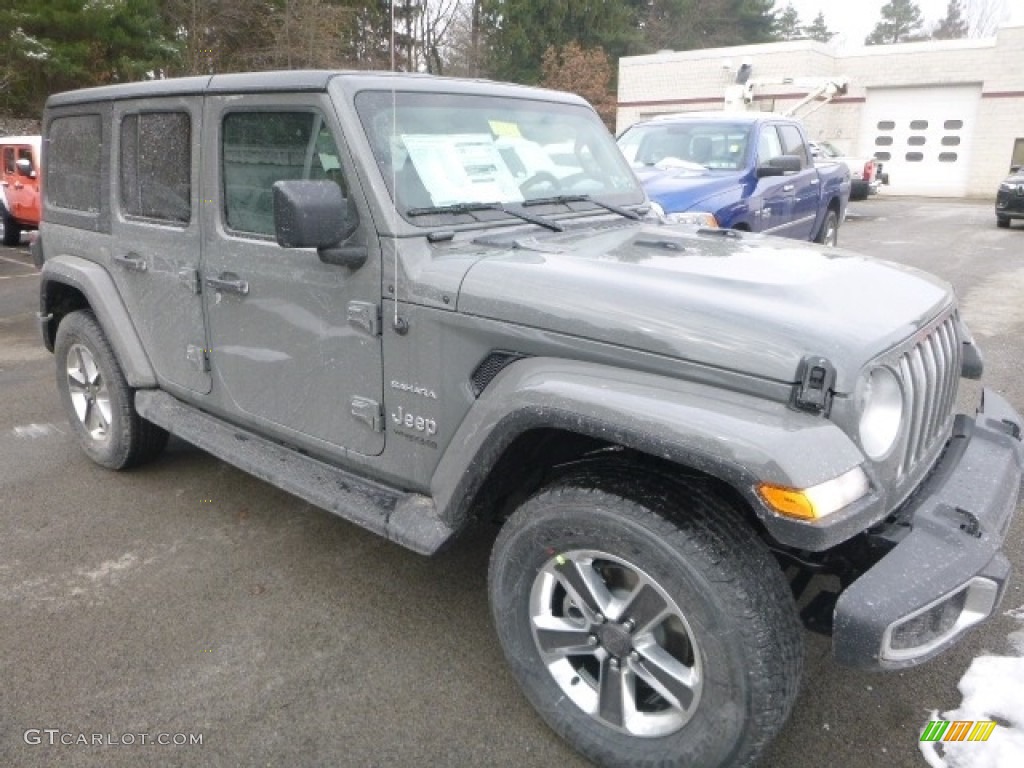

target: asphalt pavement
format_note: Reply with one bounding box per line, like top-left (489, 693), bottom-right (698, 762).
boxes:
top-left (2, 197), bottom-right (1022, 768)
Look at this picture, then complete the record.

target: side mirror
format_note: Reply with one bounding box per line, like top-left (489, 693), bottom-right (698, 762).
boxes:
top-left (15, 158), bottom-right (36, 178)
top-left (756, 154), bottom-right (802, 177)
top-left (272, 180), bottom-right (364, 269)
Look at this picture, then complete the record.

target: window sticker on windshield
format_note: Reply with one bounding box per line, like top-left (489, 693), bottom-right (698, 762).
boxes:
top-left (488, 121), bottom-right (522, 138)
top-left (402, 133), bottom-right (523, 206)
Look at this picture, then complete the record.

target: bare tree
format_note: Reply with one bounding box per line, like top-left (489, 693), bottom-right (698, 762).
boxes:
top-left (964, 0), bottom-right (1009, 36)
top-left (540, 42), bottom-right (615, 128)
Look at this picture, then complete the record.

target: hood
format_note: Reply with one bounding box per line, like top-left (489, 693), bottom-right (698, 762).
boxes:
top-left (457, 224), bottom-right (952, 391)
top-left (633, 165), bottom-right (744, 212)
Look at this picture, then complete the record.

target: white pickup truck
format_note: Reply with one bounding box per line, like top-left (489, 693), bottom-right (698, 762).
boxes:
top-left (810, 140), bottom-right (884, 201)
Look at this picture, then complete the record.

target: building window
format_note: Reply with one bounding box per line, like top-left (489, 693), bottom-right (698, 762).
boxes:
top-left (944, 120), bottom-right (963, 130)
top-left (910, 120), bottom-right (928, 130)
top-left (875, 136), bottom-right (893, 146)
top-left (941, 136), bottom-right (960, 146)
top-left (906, 152), bottom-right (924, 162)
top-left (938, 153), bottom-right (958, 163)
top-left (120, 112), bottom-right (191, 223)
top-left (874, 152), bottom-right (891, 161)
top-left (877, 120), bottom-right (895, 130)
top-left (47, 114), bottom-right (103, 212)
top-left (908, 136), bottom-right (926, 146)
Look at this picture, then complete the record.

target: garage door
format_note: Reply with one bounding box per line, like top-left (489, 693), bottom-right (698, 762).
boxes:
top-left (858, 85), bottom-right (981, 197)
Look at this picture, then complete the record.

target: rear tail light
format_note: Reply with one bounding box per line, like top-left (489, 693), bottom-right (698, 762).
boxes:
top-left (862, 160), bottom-right (876, 183)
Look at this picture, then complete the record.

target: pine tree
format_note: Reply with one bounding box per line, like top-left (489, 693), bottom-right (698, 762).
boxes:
top-left (865, 0), bottom-right (926, 45)
top-left (804, 12), bottom-right (835, 43)
top-left (933, 0), bottom-right (969, 39)
top-left (776, 3), bottom-right (803, 40)
top-left (484, 0), bottom-right (643, 85)
top-left (0, 0), bottom-right (180, 116)
top-left (643, 0), bottom-right (780, 53)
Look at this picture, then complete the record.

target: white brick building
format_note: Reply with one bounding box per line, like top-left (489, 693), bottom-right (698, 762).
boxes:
top-left (617, 25), bottom-right (1024, 198)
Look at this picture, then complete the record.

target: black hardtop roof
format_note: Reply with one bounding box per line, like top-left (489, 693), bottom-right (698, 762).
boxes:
top-left (44, 70), bottom-right (586, 109)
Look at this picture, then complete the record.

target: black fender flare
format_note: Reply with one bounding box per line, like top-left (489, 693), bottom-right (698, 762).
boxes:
top-left (39, 254), bottom-right (157, 388)
top-left (431, 358), bottom-right (874, 550)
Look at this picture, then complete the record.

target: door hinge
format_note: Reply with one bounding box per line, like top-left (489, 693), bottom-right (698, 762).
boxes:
top-left (347, 301), bottom-right (381, 337)
top-left (178, 267), bottom-right (201, 294)
top-left (186, 344), bottom-right (210, 373)
top-left (350, 396), bottom-right (383, 432)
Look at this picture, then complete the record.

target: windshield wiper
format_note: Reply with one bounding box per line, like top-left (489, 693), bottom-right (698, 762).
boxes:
top-left (521, 194), bottom-right (642, 220)
top-left (405, 201), bottom-right (563, 232)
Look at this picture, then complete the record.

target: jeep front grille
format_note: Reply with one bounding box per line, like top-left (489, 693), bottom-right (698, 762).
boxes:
top-left (897, 313), bottom-right (962, 477)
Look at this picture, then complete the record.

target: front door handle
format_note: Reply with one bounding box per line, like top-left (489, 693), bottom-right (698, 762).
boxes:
top-left (206, 273), bottom-right (249, 296)
top-left (112, 252), bottom-right (148, 272)
top-left (782, 184), bottom-right (795, 192)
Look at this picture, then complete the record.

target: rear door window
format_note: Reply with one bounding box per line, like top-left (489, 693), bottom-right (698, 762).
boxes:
top-left (120, 112), bottom-right (192, 224)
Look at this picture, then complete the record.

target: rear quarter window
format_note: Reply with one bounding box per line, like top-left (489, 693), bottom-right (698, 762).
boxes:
top-left (47, 114), bottom-right (103, 212)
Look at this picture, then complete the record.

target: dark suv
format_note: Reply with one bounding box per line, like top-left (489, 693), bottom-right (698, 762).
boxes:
top-left (996, 165), bottom-right (1024, 228)
top-left (35, 71), bottom-right (1023, 768)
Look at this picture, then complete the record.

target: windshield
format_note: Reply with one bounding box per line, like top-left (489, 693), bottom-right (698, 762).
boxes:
top-left (813, 140), bottom-right (842, 158)
top-left (354, 90), bottom-right (642, 219)
top-left (617, 121), bottom-right (751, 171)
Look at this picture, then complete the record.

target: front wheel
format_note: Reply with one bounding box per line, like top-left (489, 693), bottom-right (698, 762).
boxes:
top-left (996, 216), bottom-right (1010, 229)
top-left (815, 208), bottom-right (839, 246)
top-left (489, 475), bottom-right (803, 768)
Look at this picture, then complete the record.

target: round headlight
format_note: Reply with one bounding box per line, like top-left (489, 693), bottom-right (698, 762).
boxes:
top-left (858, 367), bottom-right (904, 460)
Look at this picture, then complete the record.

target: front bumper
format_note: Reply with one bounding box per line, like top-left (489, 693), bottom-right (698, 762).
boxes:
top-left (996, 189), bottom-right (1024, 217)
top-left (832, 388), bottom-right (1023, 669)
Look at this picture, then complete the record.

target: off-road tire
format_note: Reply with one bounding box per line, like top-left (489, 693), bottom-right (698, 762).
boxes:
top-left (815, 208), bottom-right (839, 246)
top-left (55, 310), bottom-right (168, 469)
top-left (1, 208), bottom-right (22, 246)
top-left (489, 468), bottom-right (804, 768)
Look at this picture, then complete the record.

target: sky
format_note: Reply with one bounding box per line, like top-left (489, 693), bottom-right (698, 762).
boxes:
top-left (781, 0), bottom-right (1024, 48)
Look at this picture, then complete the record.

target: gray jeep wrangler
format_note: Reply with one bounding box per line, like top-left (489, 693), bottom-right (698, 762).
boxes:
top-left (35, 71), bottom-right (1023, 768)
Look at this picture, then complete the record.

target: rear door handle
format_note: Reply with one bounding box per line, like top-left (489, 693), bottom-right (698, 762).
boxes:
top-left (112, 252), bottom-right (148, 272)
top-left (206, 273), bottom-right (249, 296)
top-left (782, 184), bottom-right (795, 192)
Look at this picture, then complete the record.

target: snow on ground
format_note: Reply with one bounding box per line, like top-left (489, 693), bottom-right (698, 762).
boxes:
top-left (919, 608), bottom-right (1024, 768)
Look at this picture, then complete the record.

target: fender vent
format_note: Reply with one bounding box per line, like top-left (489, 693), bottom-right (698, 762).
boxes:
top-left (470, 351), bottom-right (527, 397)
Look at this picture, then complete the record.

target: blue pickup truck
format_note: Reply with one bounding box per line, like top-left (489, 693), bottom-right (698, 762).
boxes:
top-left (617, 112), bottom-right (850, 245)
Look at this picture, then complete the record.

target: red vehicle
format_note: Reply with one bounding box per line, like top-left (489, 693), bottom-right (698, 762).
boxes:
top-left (1, 135), bottom-right (42, 246)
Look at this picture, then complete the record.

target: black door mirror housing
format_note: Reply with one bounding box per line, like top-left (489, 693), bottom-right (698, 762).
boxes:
top-left (272, 180), bottom-right (364, 268)
top-left (756, 154), bottom-right (802, 177)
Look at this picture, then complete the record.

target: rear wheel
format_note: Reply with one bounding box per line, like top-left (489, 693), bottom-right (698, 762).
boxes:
top-left (55, 310), bottom-right (168, 469)
top-left (815, 208), bottom-right (839, 246)
top-left (996, 216), bottom-right (1010, 229)
top-left (1, 209), bottom-right (22, 246)
top-left (489, 473), bottom-right (803, 768)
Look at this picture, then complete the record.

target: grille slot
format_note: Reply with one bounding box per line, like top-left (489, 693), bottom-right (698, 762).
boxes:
top-left (897, 313), bottom-right (961, 476)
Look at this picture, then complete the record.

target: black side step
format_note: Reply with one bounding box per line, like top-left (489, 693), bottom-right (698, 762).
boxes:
top-left (135, 390), bottom-right (453, 555)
